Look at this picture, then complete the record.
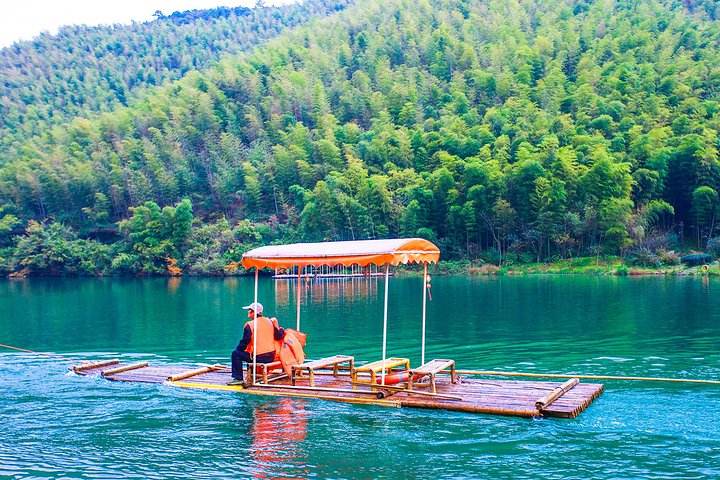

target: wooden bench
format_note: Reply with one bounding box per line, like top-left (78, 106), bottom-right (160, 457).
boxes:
top-left (408, 359), bottom-right (457, 393)
top-left (291, 355), bottom-right (354, 386)
top-left (351, 357), bottom-right (410, 389)
top-left (246, 360), bottom-right (283, 385)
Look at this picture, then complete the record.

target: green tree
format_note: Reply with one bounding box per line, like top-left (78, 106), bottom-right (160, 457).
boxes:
top-left (0, 212), bottom-right (21, 247)
top-left (115, 199), bottom-right (193, 273)
top-left (692, 186), bottom-right (719, 247)
top-left (12, 221), bottom-right (111, 275)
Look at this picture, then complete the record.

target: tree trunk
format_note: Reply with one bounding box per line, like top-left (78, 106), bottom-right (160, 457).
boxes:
top-left (708, 214), bottom-right (716, 248)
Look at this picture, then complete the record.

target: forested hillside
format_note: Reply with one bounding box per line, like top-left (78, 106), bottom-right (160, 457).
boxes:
top-left (0, 0), bottom-right (353, 157)
top-left (2, 0), bottom-right (720, 276)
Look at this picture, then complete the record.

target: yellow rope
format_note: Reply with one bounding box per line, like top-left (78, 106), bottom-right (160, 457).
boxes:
top-left (453, 369), bottom-right (720, 385)
top-left (169, 380), bottom-right (403, 407)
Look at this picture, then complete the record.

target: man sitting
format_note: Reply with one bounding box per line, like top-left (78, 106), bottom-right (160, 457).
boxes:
top-left (228, 301), bottom-right (284, 386)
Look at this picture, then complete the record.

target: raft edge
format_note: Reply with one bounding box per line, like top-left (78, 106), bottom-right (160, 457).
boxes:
top-left (168, 380), bottom-right (403, 408)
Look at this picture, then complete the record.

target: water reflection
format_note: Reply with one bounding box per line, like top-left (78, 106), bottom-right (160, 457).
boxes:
top-left (167, 277), bottom-right (182, 293)
top-left (249, 398), bottom-right (308, 479)
top-left (224, 277), bottom-right (240, 291)
top-left (274, 277), bottom-right (381, 307)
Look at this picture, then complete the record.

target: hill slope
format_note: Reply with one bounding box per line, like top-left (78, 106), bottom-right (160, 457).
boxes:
top-left (2, 0), bottom-right (720, 275)
top-left (0, 0), bottom-right (353, 156)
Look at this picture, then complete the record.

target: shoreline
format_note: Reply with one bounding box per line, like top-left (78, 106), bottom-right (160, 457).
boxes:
top-left (423, 257), bottom-right (720, 277)
top-left (4, 257), bottom-right (719, 279)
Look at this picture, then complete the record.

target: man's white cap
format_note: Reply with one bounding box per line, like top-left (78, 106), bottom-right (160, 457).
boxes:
top-left (242, 302), bottom-right (263, 314)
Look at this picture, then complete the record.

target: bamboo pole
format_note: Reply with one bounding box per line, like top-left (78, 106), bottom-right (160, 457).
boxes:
top-left (253, 372), bottom-right (289, 384)
top-left (535, 378), bottom-right (579, 410)
top-left (381, 263), bottom-right (390, 385)
top-left (197, 362), bottom-right (230, 370)
top-left (421, 262), bottom-right (427, 366)
top-left (355, 382), bottom-right (463, 401)
top-left (252, 383), bottom-right (385, 398)
top-left (72, 359), bottom-right (120, 372)
top-left (449, 369), bottom-right (720, 385)
top-left (381, 263), bottom-right (391, 386)
top-left (291, 369), bottom-right (352, 376)
top-left (102, 362), bottom-right (148, 376)
top-left (252, 268), bottom-right (259, 386)
top-left (169, 380), bottom-right (401, 407)
top-left (167, 365), bottom-right (224, 382)
top-left (296, 267), bottom-right (301, 331)
top-left (408, 400), bottom-right (539, 418)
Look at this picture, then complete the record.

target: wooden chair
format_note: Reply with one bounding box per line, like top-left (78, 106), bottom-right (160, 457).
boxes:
top-left (351, 357), bottom-right (410, 389)
top-left (291, 355), bottom-right (355, 386)
top-left (246, 360), bottom-right (283, 385)
top-left (408, 359), bottom-right (457, 393)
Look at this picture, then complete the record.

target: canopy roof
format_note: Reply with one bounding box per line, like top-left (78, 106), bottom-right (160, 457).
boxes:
top-left (241, 238), bottom-right (440, 269)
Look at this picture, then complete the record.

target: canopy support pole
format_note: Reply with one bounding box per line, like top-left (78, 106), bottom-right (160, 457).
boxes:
top-left (381, 263), bottom-right (390, 385)
top-left (252, 268), bottom-right (259, 385)
top-left (296, 267), bottom-right (301, 331)
top-left (421, 262), bottom-right (428, 366)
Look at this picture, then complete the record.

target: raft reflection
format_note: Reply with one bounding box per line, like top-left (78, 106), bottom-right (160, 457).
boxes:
top-left (250, 398), bottom-right (309, 479)
top-left (274, 277), bottom-right (381, 307)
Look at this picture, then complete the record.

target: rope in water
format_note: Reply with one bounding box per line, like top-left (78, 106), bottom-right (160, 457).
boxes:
top-left (454, 369), bottom-right (720, 385)
top-left (0, 342), bottom-right (77, 361)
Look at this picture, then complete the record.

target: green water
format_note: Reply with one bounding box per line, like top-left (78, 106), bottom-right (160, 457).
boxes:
top-left (1, 276), bottom-right (719, 479)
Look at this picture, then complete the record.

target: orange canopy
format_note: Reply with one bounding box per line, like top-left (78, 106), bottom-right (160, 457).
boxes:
top-left (241, 238), bottom-right (440, 269)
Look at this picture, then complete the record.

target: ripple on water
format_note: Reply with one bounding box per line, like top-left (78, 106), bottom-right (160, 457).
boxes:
top-left (2, 357), bottom-right (720, 479)
top-left (3, 276), bottom-right (720, 478)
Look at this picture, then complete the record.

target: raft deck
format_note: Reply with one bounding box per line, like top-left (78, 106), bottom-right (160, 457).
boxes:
top-left (71, 359), bottom-right (603, 418)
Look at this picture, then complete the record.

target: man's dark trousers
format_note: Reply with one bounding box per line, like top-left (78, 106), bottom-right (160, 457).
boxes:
top-left (231, 349), bottom-right (275, 380)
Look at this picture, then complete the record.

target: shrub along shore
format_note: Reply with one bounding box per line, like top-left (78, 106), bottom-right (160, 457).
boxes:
top-left (0, 200), bottom-right (720, 278)
top-left (1, 199), bottom-right (717, 279)
top-left (427, 257), bottom-right (720, 276)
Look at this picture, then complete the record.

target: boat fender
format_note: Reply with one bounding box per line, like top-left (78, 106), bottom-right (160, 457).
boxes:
top-left (375, 371), bottom-right (409, 385)
top-left (373, 371), bottom-right (426, 385)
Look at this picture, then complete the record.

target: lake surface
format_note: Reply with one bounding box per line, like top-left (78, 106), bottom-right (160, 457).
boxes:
top-left (1, 275), bottom-right (719, 479)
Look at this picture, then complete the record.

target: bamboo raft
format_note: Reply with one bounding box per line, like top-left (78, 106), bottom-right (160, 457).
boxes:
top-left (70, 359), bottom-right (604, 418)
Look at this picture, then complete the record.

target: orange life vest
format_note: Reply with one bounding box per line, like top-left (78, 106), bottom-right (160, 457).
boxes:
top-left (244, 316), bottom-right (277, 355)
top-left (277, 329), bottom-right (307, 376)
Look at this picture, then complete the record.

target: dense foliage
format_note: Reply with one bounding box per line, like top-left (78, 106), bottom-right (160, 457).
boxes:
top-left (0, 0), bottom-right (353, 158)
top-left (3, 0), bottom-right (720, 276)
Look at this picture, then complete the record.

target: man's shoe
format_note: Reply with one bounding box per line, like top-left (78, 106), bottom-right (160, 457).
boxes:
top-left (227, 378), bottom-right (244, 386)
